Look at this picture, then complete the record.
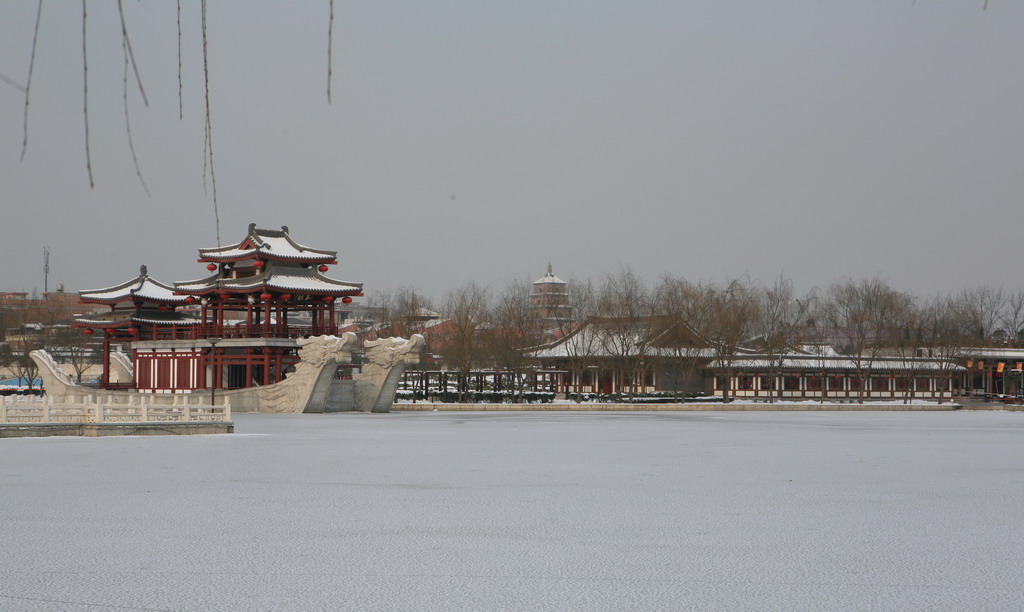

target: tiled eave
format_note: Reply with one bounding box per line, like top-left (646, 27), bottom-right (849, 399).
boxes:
top-left (708, 357), bottom-right (965, 373)
top-left (74, 311), bottom-right (199, 328)
top-left (196, 250), bottom-right (338, 264)
top-left (175, 265), bottom-right (362, 296)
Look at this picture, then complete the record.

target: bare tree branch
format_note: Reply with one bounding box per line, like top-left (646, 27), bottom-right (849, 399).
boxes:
top-left (116, 0), bottom-right (148, 107)
top-left (201, 0), bottom-right (220, 246)
top-left (21, 0), bottom-right (43, 161)
top-left (327, 0), bottom-right (334, 104)
top-left (82, 0), bottom-right (94, 188)
top-left (0, 73), bottom-right (27, 93)
top-left (121, 16), bottom-right (150, 197)
top-left (177, 0), bottom-right (183, 119)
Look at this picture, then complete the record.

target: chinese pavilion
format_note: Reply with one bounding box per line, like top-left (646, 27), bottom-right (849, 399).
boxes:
top-left (75, 224), bottom-right (363, 394)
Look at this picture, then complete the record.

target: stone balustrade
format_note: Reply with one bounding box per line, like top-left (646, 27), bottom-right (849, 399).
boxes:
top-left (0, 393), bottom-right (231, 425)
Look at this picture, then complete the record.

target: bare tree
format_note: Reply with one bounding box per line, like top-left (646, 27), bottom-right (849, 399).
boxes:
top-left (486, 277), bottom-right (535, 402)
top-left (756, 274), bottom-right (814, 402)
top-left (6, 327), bottom-right (43, 390)
top-left (550, 278), bottom-right (599, 399)
top-left (440, 282), bottom-right (490, 402)
top-left (954, 285), bottom-right (1005, 346)
top-left (46, 325), bottom-right (97, 384)
top-left (369, 286), bottom-right (435, 340)
top-left (915, 294), bottom-right (969, 403)
top-left (652, 275), bottom-right (716, 401)
top-left (697, 277), bottom-right (760, 403)
top-left (594, 267), bottom-right (655, 401)
top-left (998, 289), bottom-right (1024, 348)
top-left (824, 277), bottom-right (915, 403)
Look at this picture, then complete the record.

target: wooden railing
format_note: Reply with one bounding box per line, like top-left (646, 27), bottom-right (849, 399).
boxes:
top-left (135, 324), bottom-right (336, 341)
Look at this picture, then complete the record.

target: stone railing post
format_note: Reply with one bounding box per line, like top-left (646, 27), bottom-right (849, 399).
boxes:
top-left (95, 401), bottom-right (105, 423)
top-left (43, 402), bottom-right (50, 423)
top-left (223, 401), bottom-right (231, 422)
top-left (142, 397), bottom-right (149, 423)
top-left (183, 404), bottom-right (191, 422)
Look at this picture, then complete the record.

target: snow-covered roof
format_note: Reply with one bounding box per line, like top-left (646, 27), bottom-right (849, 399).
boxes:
top-left (74, 317), bottom-right (134, 327)
top-left (533, 263), bottom-right (565, 286)
top-left (198, 224), bottom-right (336, 263)
top-left (175, 261), bottom-right (362, 295)
top-left (709, 355), bottom-right (963, 373)
top-left (961, 347), bottom-right (1024, 360)
top-left (79, 266), bottom-right (188, 304)
top-left (526, 317), bottom-right (718, 360)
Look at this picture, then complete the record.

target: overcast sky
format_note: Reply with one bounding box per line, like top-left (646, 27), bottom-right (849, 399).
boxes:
top-left (1, 1), bottom-right (1020, 301)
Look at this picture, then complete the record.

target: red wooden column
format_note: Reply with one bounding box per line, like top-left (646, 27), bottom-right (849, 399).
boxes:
top-left (100, 332), bottom-right (111, 389)
top-left (210, 347), bottom-right (218, 390)
top-left (244, 348), bottom-right (253, 389)
top-left (197, 349), bottom-right (207, 390)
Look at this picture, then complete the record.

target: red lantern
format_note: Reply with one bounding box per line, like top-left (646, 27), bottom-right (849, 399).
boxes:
top-left (323, 295), bottom-right (334, 302)
top-left (158, 304), bottom-right (169, 311)
top-left (206, 263), bottom-right (217, 272)
top-left (83, 328), bottom-right (94, 336)
top-left (318, 264), bottom-right (329, 273)
top-left (281, 294), bottom-right (292, 301)
top-left (105, 328), bottom-right (116, 335)
top-left (253, 260), bottom-right (265, 269)
top-left (260, 292), bottom-right (273, 301)
top-left (342, 296), bottom-right (353, 304)
top-left (185, 296), bottom-right (196, 304)
top-left (128, 327), bottom-right (139, 335)
top-left (219, 293), bottom-right (231, 300)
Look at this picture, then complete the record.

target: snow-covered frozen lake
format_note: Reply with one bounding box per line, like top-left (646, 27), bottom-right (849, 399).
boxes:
top-left (2, 410), bottom-right (1023, 611)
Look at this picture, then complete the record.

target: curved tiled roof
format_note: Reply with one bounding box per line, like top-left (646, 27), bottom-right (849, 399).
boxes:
top-left (79, 266), bottom-right (189, 304)
top-left (198, 224), bottom-right (337, 263)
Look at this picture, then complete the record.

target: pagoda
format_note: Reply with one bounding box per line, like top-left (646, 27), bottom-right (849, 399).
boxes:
top-left (529, 264), bottom-right (571, 336)
top-left (75, 224), bottom-right (363, 394)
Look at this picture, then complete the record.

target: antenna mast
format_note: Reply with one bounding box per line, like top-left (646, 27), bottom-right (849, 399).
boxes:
top-left (43, 247), bottom-right (50, 293)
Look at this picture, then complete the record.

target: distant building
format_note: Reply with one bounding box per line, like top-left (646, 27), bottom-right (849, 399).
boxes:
top-left (527, 316), bottom-right (964, 401)
top-left (529, 264), bottom-right (571, 339)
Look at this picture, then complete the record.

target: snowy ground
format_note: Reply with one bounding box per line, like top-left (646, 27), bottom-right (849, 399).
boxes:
top-left (2, 411), bottom-right (1023, 611)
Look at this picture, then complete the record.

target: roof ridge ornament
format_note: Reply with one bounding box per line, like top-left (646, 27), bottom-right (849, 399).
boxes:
top-left (140, 264), bottom-right (148, 277)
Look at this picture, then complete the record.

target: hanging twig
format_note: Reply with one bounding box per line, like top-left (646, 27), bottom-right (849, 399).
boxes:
top-left (116, 0), bottom-right (148, 107)
top-left (201, 0), bottom-right (220, 246)
top-left (21, 0), bottom-right (43, 161)
top-left (122, 16), bottom-right (150, 197)
top-left (0, 73), bottom-right (27, 92)
top-left (177, 0), bottom-right (183, 119)
top-left (327, 0), bottom-right (334, 104)
top-left (82, 0), bottom-right (94, 188)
